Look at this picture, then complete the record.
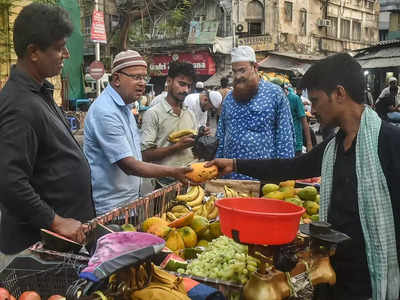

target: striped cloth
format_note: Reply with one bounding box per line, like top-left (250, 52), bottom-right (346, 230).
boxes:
top-left (320, 105), bottom-right (399, 300)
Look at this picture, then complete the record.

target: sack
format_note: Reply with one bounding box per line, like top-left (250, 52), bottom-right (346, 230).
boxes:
top-left (131, 264), bottom-right (190, 300)
top-left (192, 126), bottom-right (218, 161)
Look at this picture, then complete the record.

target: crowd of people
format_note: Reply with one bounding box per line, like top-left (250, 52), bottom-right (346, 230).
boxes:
top-left (0, 3), bottom-right (399, 300)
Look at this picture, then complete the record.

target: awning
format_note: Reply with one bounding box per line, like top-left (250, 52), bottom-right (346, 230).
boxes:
top-left (358, 57), bottom-right (400, 69)
top-left (258, 53), bottom-right (322, 76)
top-left (204, 70), bottom-right (231, 87)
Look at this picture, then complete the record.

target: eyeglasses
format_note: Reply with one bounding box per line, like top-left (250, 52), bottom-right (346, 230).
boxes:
top-left (118, 71), bottom-right (149, 82)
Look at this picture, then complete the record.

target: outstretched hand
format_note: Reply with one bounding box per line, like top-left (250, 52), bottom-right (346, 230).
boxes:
top-left (204, 158), bottom-right (234, 177)
top-left (171, 166), bottom-right (193, 184)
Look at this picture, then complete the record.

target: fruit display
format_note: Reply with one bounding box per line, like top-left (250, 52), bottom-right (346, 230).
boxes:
top-left (0, 288), bottom-right (61, 300)
top-left (185, 162), bottom-right (218, 183)
top-left (261, 181), bottom-right (320, 222)
top-left (142, 209), bottom-right (223, 253)
top-left (183, 236), bottom-right (260, 284)
top-left (168, 129), bottom-right (196, 143)
top-left (223, 185), bottom-right (249, 198)
top-left (173, 186), bottom-right (218, 220)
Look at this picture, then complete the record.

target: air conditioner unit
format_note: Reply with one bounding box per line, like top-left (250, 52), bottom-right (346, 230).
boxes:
top-left (235, 22), bottom-right (248, 33)
top-left (317, 19), bottom-right (332, 27)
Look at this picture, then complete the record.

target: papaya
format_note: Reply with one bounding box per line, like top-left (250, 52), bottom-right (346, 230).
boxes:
top-left (165, 229), bottom-right (185, 251)
top-left (177, 226), bottom-right (198, 248)
top-left (297, 186), bottom-right (318, 201)
top-left (190, 215), bottom-right (209, 235)
top-left (142, 217), bottom-right (169, 232)
top-left (279, 180), bottom-right (295, 188)
top-left (262, 183), bottom-right (279, 195)
top-left (168, 212), bottom-right (195, 228)
top-left (147, 223), bottom-right (172, 239)
top-left (185, 162), bottom-right (218, 183)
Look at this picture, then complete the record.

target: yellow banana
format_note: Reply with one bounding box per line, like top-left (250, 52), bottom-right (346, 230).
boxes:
top-left (201, 205), bottom-right (209, 218)
top-left (207, 206), bottom-right (218, 219)
top-left (173, 211), bottom-right (189, 218)
top-left (225, 186), bottom-right (238, 198)
top-left (192, 204), bottom-right (202, 212)
top-left (194, 206), bottom-right (203, 216)
top-left (187, 186), bottom-right (205, 207)
top-left (168, 129), bottom-right (196, 142)
top-left (204, 197), bottom-right (215, 215)
top-left (238, 192), bottom-right (249, 198)
top-left (167, 212), bottom-right (177, 221)
top-left (176, 186), bottom-right (199, 202)
top-left (171, 205), bottom-right (190, 214)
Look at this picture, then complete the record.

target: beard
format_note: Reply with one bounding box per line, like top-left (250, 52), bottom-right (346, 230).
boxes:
top-left (233, 78), bottom-right (259, 102)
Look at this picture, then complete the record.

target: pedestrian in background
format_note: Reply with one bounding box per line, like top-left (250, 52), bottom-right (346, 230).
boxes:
top-left (216, 46), bottom-right (295, 180)
top-left (285, 86), bottom-right (313, 155)
top-left (184, 90), bottom-right (222, 127)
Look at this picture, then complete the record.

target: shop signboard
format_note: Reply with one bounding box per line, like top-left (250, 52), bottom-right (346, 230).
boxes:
top-left (91, 10), bottom-right (107, 44)
top-left (149, 51), bottom-right (216, 76)
top-left (187, 21), bottom-right (219, 44)
top-left (238, 34), bottom-right (274, 52)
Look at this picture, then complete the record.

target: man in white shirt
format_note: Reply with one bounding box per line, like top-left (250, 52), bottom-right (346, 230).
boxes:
top-left (184, 90), bottom-right (222, 127)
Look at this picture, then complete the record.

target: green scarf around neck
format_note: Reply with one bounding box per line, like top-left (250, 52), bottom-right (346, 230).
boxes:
top-left (320, 106), bottom-right (399, 300)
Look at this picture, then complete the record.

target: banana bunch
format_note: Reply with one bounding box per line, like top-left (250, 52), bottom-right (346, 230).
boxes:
top-left (168, 129), bottom-right (196, 143)
top-left (176, 185), bottom-right (205, 207)
top-left (193, 195), bottom-right (218, 220)
top-left (167, 204), bottom-right (192, 222)
top-left (223, 185), bottom-right (249, 198)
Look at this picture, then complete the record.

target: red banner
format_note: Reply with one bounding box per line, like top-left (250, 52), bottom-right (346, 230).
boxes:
top-left (149, 51), bottom-right (216, 76)
top-left (91, 10), bottom-right (107, 44)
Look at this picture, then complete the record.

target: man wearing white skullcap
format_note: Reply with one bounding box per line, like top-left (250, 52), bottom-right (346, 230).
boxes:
top-left (215, 45), bottom-right (295, 180)
top-left (184, 90), bottom-right (223, 127)
top-left (376, 76), bottom-right (399, 107)
top-left (84, 50), bottom-right (192, 215)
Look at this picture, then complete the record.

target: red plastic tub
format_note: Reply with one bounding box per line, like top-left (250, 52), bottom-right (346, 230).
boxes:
top-left (215, 198), bottom-right (305, 245)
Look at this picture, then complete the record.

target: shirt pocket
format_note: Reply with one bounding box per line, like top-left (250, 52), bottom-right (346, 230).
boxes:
top-left (246, 110), bottom-right (268, 132)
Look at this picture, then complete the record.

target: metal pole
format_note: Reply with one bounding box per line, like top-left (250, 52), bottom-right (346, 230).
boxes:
top-left (95, 0), bottom-right (101, 97)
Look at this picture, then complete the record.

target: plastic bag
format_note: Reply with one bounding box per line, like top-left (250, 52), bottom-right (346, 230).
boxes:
top-left (192, 126), bottom-right (218, 161)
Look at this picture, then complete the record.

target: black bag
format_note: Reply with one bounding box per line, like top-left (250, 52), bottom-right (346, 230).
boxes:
top-left (192, 126), bottom-right (218, 161)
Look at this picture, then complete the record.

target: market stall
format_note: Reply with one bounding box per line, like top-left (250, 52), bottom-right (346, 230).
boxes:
top-left (0, 176), bottom-right (348, 300)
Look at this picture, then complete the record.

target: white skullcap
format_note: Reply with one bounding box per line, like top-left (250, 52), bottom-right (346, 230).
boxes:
top-left (231, 46), bottom-right (256, 63)
top-left (196, 81), bottom-right (204, 89)
top-left (389, 77), bottom-right (397, 83)
top-left (112, 50), bottom-right (147, 74)
top-left (208, 91), bottom-right (223, 108)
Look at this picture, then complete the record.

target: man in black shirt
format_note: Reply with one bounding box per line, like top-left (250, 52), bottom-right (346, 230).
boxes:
top-left (0, 3), bottom-right (95, 267)
top-left (207, 53), bottom-right (400, 299)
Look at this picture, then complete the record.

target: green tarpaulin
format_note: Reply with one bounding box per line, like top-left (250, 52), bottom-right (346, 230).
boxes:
top-left (59, 0), bottom-right (84, 100)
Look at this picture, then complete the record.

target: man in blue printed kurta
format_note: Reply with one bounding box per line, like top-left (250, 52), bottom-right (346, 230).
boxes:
top-left (215, 46), bottom-right (295, 180)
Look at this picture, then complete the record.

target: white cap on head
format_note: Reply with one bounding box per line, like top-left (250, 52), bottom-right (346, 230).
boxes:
top-left (112, 50), bottom-right (147, 74)
top-left (389, 77), bottom-right (397, 83)
top-left (196, 81), bottom-right (204, 89)
top-left (231, 46), bottom-right (256, 63)
top-left (208, 91), bottom-right (223, 108)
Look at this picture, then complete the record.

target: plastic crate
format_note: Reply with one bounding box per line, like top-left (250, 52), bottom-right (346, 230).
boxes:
top-left (0, 254), bottom-right (85, 299)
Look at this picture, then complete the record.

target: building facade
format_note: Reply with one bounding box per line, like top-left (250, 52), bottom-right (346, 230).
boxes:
top-left (379, 0), bottom-right (400, 41)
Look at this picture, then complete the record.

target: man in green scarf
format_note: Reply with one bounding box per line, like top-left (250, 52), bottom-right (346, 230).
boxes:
top-left (206, 53), bottom-right (400, 300)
